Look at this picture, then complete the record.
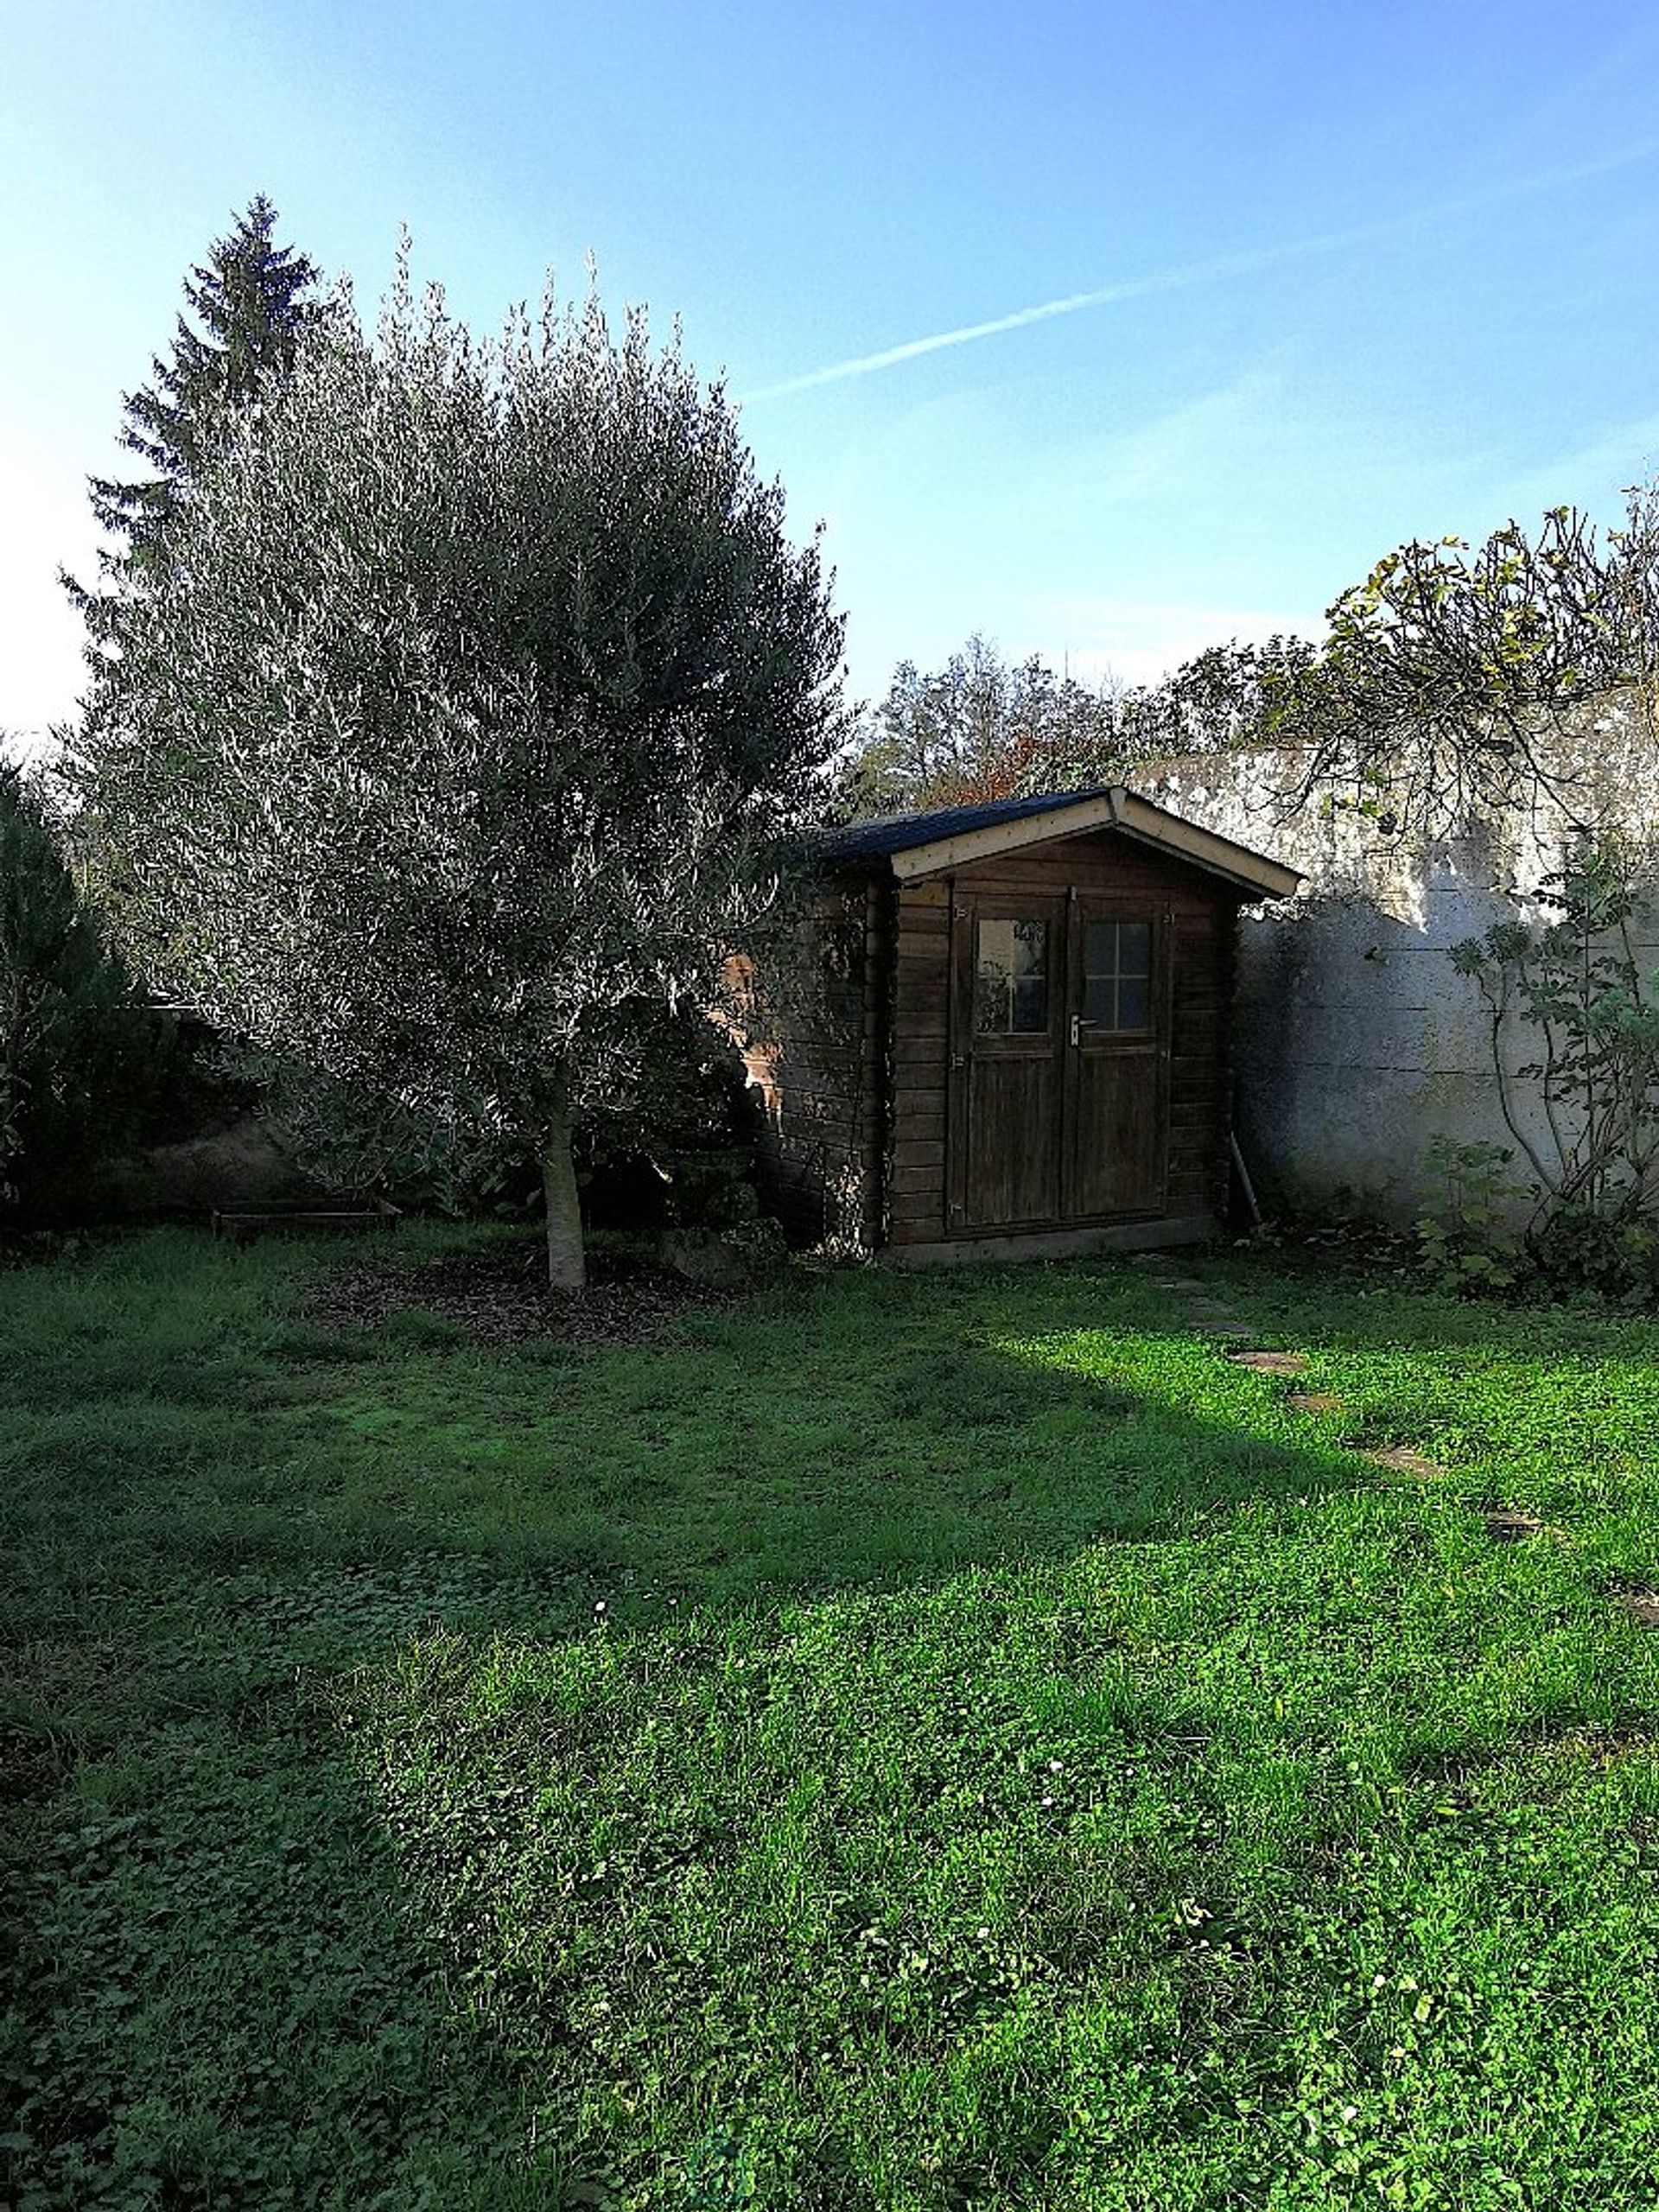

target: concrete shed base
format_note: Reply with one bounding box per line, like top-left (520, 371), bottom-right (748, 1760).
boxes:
top-left (880, 1213), bottom-right (1218, 1268)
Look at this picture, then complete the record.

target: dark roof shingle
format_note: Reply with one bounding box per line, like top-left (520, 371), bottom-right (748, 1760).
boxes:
top-left (816, 787), bottom-right (1111, 862)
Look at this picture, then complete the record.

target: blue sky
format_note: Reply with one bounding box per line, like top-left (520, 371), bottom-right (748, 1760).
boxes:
top-left (7, 0), bottom-right (1659, 754)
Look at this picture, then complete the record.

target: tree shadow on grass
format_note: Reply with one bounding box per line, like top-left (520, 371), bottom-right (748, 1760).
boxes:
top-left (8, 1239), bottom-right (1652, 2209)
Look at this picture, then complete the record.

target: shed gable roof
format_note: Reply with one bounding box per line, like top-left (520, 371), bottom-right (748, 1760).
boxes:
top-left (817, 786), bottom-right (1300, 899)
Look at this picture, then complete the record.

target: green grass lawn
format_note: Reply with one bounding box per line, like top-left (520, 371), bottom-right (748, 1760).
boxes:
top-left (3, 1228), bottom-right (1657, 2210)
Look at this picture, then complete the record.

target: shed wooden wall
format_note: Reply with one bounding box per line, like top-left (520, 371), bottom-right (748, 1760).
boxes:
top-left (887, 831), bottom-right (1239, 1249)
top-left (733, 880), bottom-right (891, 1252)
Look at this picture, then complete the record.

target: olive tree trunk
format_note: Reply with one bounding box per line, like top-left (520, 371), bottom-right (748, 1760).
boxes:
top-left (540, 1100), bottom-right (585, 1292)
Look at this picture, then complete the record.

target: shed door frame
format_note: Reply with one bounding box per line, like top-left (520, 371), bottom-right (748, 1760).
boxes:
top-left (946, 885), bottom-right (1173, 1234)
top-left (1062, 894), bottom-right (1173, 1223)
top-left (946, 891), bottom-right (1069, 1231)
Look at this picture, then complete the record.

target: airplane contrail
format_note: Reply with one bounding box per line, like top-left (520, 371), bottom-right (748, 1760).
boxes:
top-left (740, 140), bottom-right (1659, 405)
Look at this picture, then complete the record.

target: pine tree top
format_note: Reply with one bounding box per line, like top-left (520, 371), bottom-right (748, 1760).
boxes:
top-left (86, 195), bottom-right (321, 561)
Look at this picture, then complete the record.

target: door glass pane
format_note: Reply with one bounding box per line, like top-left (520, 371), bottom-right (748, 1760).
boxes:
top-left (1083, 918), bottom-right (1154, 1033)
top-left (976, 917), bottom-right (1049, 1035)
top-left (1116, 974), bottom-right (1150, 1030)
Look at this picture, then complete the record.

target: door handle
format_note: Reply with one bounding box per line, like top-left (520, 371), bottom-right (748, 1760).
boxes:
top-left (1069, 1015), bottom-right (1081, 1048)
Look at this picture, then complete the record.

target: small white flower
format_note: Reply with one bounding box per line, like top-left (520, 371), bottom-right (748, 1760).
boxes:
top-left (594, 1600), bottom-right (607, 1613)
top-left (976, 1925), bottom-right (990, 1940)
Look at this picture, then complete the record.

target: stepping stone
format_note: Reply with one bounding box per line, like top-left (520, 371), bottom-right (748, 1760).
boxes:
top-left (1228, 1350), bottom-right (1307, 1376)
top-left (1194, 1323), bottom-right (1257, 1341)
top-left (1286, 1390), bottom-right (1345, 1414)
top-left (1362, 1444), bottom-right (1444, 1479)
top-left (1618, 1591), bottom-right (1659, 1629)
top-left (1485, 1508), bottom-right (1543, 1543)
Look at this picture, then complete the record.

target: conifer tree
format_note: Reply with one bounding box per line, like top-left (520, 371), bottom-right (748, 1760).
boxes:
top-left (0, 760), bottom-right (159, 1218)
top-left (84, 194), bottom-right (320, 574)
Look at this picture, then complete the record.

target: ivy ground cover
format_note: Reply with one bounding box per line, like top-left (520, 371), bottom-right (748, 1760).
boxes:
top-left (3, 1229), bottom-right (1657, 2209)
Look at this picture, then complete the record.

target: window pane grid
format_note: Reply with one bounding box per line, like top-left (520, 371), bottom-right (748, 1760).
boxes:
top-left (1084, 919), bottom-right (1153, 1033)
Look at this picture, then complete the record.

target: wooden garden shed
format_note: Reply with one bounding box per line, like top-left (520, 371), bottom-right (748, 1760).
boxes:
top-left (736, 786), bottom-right (1300, 1261)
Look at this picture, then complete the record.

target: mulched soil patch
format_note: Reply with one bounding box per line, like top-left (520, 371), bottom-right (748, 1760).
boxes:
top-left (303, 1239), bottom-right (743, 1350)
top-left (1285, 1390), bottom-right (1346, 1415)
top-left (1228, 1350), bottom-right (1309, 1376)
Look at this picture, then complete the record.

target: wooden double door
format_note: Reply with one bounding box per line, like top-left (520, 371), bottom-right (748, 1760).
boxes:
top-left (946, 891), bottom-right (1172, 1232)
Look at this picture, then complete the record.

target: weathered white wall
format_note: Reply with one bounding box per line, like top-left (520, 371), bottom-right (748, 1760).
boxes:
top-left (1140, 701), bottom-right (1659, 1222)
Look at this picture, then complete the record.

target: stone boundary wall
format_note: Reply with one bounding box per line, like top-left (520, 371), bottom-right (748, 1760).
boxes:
top-left (1138, 698), bottom-right (1659, 1224)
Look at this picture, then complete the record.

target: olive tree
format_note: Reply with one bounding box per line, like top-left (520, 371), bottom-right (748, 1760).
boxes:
top-left (67, 265), bottom-right (845, 1285)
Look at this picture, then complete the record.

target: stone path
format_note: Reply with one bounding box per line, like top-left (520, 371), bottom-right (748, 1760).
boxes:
top-left (1129, 1253), bottom-right (1656, 1629)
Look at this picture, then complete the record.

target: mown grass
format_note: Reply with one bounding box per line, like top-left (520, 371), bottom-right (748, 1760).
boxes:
top-left (2, 1227), bottom-right (1657, 2209)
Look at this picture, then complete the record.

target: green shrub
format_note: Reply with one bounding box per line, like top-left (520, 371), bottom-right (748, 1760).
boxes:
top-left (245, 1003), bottom-right (769, 1235)
top-left (0, 761), bottom-right (168, 1223)
top-left (1526, 1204), bottom-right (1659, 1303)
top-left (1413, 1138), bottom-right (1521, 1297)
top-left (1446, 836), bottom-right (1659, 1306)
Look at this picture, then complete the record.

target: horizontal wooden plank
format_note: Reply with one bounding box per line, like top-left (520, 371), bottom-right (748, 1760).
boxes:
top-left (1166, 1181), bottom-right (1213, 1208)
top-left (891, 1138), bottom-right (946, 1171)
top-left (896, 936), bottom-right (949, 967)
top-left (887, 1217), bottom-right (943, 1244)
top-left (952, 836), bottom-right (1243, 899)
top-left (777, 1090), bottom-right (856, 1116)
top-left (1167, 1150), bottom-right (1221, 1183)
top-left (777, 1053), bottom-right (864, 1081)
top-left (889, 1162), bottom-right (946, 1196)
top-left (777, 1087), bottom-right (861, 1115)
top-left (777, 1113), bottom-right (858, 1138)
